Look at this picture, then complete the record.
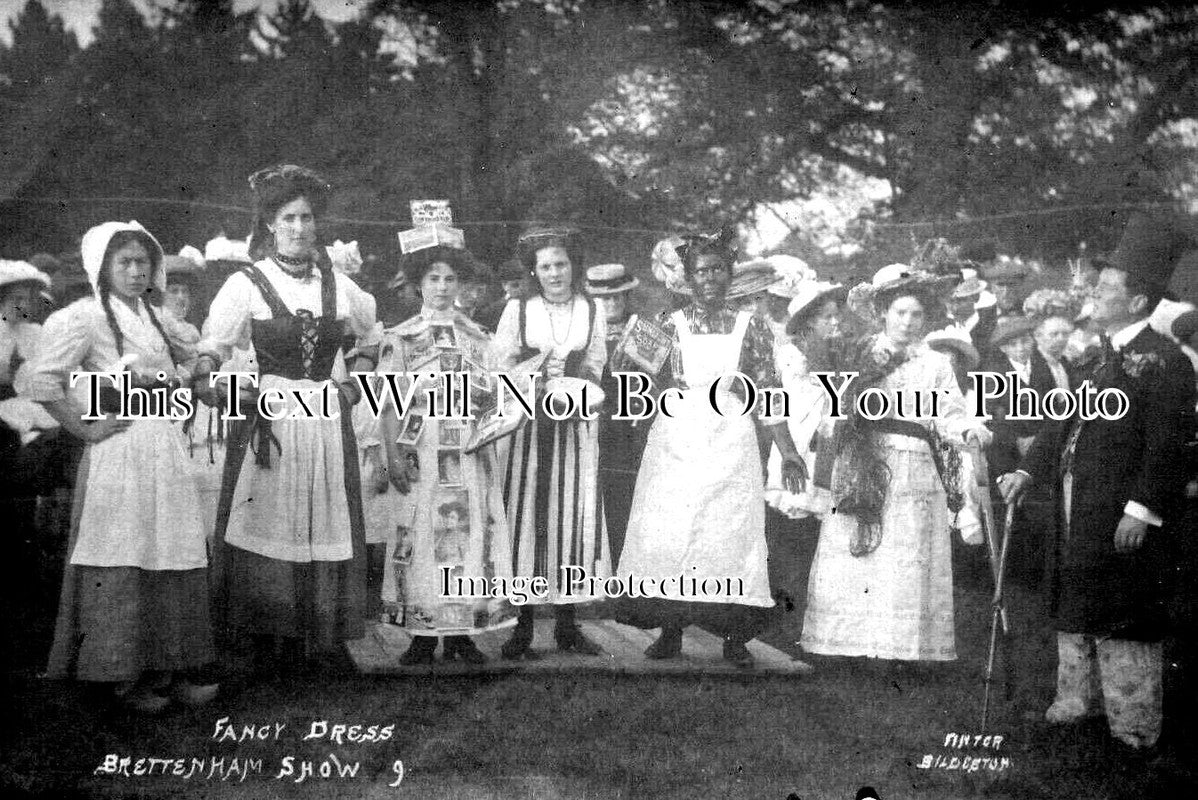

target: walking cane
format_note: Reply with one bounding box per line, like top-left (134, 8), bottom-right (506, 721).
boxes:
top-left (971, 446), bottom-right (1008, 634)
top-left (981, 501), bottom-right (1017, 730)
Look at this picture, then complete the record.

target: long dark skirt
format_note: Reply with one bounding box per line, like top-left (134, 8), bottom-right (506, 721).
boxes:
top-left (220, 545), bottom-right (365, 649)
top-left (210, 398), bottom-right (367, 652)
top-left (46, 449), bottom-right (214, 682)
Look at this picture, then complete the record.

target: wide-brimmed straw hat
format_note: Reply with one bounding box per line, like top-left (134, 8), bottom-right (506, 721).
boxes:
top-left (586, 263), bottom-right (638, 295)
top-left (727, 258), bottom-right (782, 299)
top-left (761, 255), bottom-right (817, 298)
top-left (785, 281), bottom-right (848, 334)
top-left (925, 326), bottom-right (980, 369)
top-left (0, 260), bottom-right (52, 292)
top-left (663, 255), bottom-right (782, 300)
top-left (856, 263), bottom-right (954, 307)
top-left (951, 268), bottom-right (987, 299)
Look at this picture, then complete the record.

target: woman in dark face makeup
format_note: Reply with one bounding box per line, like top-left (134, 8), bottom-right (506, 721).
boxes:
top-left (617, 231), bottom-right (807, 668)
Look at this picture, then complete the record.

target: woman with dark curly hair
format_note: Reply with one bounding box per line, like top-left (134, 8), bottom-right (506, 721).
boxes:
top-left (801, 264), bottom-right (990, 663)
top-left (491, 227), bottom-right (611, 659)
top-left (193, 165), bottom-right (379, 671)
top-left (369, 243), bottom-right (517, 665)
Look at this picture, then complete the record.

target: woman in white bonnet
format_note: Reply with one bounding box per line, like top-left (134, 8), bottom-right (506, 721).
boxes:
top-left (19, 221), bottom-right (217, 712)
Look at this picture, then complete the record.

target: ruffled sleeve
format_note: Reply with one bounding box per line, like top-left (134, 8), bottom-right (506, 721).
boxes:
top-left (741, 314), bottom-right (784, 424)
top-left (490, 300), bottom-right (522, 372)
top-left (197, 271), bottom-right (255, 363)
top-left (16, 301), bottom-right (97, 403)
top-left (339, 273), bottom-right (380, 348)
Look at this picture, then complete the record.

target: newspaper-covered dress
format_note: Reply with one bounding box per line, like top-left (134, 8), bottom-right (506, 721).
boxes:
top-left (801, 342), bottom-right (976, 661)
top-left (364, 308), bottom-right (517, 635)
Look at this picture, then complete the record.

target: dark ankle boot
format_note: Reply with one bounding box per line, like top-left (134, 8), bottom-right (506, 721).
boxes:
top-left (501, 608), bottom-right (536, 660)
top-left (399, 635), bottom-right (437, 665)
top-left (645, 624), bottom-right (683, 659)
top-left (554, 606), bottom-right (601, 655)
top-left (444, 635), bottom-right (487, 665)
top-left (722, 637), bottom-right (754, 668)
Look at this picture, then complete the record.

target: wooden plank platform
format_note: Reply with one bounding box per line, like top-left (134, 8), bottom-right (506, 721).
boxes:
top-left (346, 619), bottom-right (815, 677)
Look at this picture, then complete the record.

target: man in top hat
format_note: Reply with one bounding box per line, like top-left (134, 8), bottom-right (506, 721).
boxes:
top-left (999, 213), bottom-right (1197, 751)
top-left (587, 263), bottom-right (644, 561)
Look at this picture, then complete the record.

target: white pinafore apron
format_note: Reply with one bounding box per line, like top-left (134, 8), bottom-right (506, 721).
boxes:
top-left (617, 310), bottom-right (773, 607)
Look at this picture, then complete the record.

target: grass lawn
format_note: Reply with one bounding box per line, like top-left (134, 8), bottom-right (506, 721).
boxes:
top-left (2, 520), bottom-right (1194, 799)
top-left (3, 583), bottom-right (1194, 800)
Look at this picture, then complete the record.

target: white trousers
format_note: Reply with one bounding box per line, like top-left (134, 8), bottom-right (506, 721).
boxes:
top-left (1047, 631), bottom-right (1162, 749)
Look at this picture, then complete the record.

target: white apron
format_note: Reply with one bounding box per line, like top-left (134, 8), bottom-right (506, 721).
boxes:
top-left (617, 310), bottom-right (773, 607)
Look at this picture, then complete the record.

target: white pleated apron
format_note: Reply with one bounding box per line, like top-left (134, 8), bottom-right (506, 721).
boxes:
top-left (617, 310), bottom-right (773, 606)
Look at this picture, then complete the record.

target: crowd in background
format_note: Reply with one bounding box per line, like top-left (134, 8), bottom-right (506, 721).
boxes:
top-left (1, 165), bottom-right (1196, 761)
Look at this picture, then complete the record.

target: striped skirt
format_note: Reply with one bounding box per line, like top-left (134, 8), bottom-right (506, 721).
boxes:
top-left (503, 416), bottom-right (611, 604)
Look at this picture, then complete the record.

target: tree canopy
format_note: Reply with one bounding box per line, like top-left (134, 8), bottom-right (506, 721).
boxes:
top-left (1, 0), bottom-right (1194, 271)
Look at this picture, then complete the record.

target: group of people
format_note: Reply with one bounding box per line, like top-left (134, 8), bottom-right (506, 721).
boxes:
top-left (2, 165), bottom-right (1196, 758)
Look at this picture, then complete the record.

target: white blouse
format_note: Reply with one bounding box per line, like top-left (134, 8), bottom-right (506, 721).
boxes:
top-left (198, 259), bottom-right (380, 363)
top-left (870, 340), bottom-right (985, 447)
top-left (491, 295), bottom-right (608, 382)
top-left (0, 320), bottom-right (41, 386)
top-left (18, 297), bottom-right (178, 403)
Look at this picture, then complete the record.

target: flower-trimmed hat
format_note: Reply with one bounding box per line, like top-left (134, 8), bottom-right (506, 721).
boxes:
top-left (586, 263), bottom-right (638, 295)
top-left (982, 257), bottom-right (1035, 284)
top-left (651, 236), bottom-right (688, 294)
top-left (857, 263), bottom-right (955, 308)
top-left (1022, 288), bottom-right (1080, 322)
top-left (785, 281), bottom-right (848, 335)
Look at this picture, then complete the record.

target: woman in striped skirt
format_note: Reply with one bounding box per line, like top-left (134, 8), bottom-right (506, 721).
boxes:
top-left (491, 227), bottom-right (611, 659)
